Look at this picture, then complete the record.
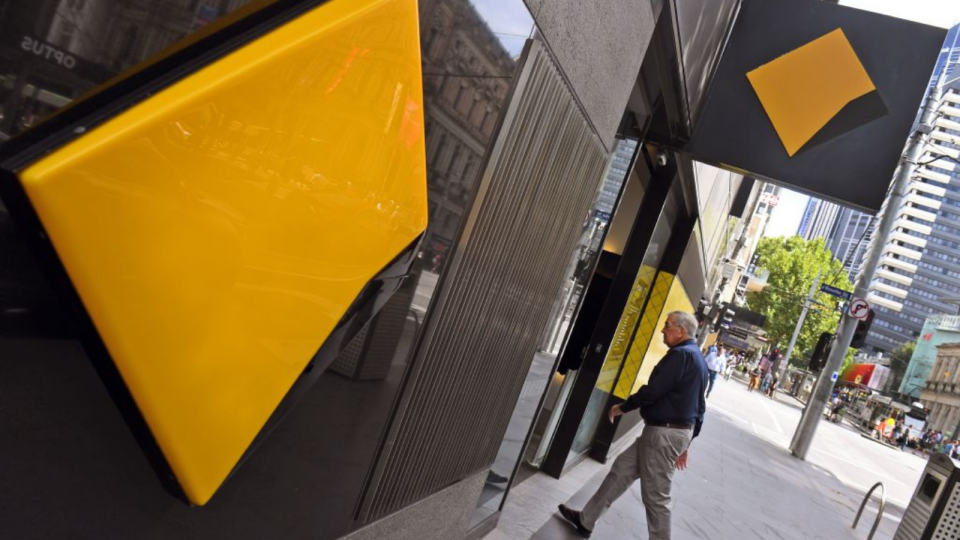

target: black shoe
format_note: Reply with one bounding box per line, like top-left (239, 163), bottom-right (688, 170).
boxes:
top-left (558, 504), bottom-right (592, 538)
top-left (487, 471), bottom-right (509, 484)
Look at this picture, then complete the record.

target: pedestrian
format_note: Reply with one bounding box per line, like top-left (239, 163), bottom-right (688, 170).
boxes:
top-left (766, 372), bottom-right (779, 398)
top-left (748, 365), bottom-right (761, 392)
top-left (557, 311), bottom-right (707, 539)
top-left (705, 345), bottom-right (725, 398)
top-left (944, 439), bottom-right (955, 457)
top-left (761, 370), bottom-right (773, 395)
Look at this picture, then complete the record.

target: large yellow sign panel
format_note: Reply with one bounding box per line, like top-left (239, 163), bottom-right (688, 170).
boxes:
top-left (17, 0), bottom-right (426, 505)
top-left (747, 29), bottom-right (877, 157)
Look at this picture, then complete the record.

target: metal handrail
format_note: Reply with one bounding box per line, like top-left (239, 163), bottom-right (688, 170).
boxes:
top-left (852, 482), bottom-right (886, 540)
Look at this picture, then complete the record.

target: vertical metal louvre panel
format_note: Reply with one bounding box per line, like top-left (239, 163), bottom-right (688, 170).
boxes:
top-left (362, 41), bottom-right (607, 521)
top-left (933, 482), bottom-right (960, 539)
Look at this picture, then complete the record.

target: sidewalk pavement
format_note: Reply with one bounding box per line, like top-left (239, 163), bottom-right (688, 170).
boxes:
top-left (485, 377), bottom-right (910, 540)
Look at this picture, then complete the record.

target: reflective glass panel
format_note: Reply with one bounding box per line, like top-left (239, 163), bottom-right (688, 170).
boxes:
top-left (0, 0), bottom-right (530, 538)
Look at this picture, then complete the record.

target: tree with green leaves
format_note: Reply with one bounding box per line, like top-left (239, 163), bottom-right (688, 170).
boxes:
top-left (887, 340), bottom-right (916, 392)
top-left (746, 236), bottom-right (855, 368)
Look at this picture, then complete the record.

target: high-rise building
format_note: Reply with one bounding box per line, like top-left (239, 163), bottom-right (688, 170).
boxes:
top-left (796, 198), bottom-right (817, 237)
top-left (864, 73), bottom-right (960, 353)
top-left (797, 198), bottom-right (840, 241)
top-left (827, 207), bottom-right (874, 282)
top-left (796, 197), bottom-right (872, 283)
top-left (927, 24), bottom-right (960, 96)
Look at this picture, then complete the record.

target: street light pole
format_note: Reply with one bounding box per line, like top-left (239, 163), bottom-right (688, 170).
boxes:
top-left (789, 73), bottom-right (944, 460)
top-left (777, 269), bottom-right (823, 380)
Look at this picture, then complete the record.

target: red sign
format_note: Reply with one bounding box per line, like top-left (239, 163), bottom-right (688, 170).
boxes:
top-left (839, 363), bottom-right (877, 386)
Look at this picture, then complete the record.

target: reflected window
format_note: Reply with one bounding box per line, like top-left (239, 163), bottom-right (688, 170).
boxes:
top-left (0, 0), bottom-right (258, 141)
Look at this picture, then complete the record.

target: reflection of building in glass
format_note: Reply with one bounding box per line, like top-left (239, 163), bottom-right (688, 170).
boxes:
top-left (0, 0), bottom-right (254, 139)
top-left (595, 139), bottom-right (635, 221)
top-left (45, 0), bottom-right (256, 71)
top-left (419, 0), bottom-right (516, 269)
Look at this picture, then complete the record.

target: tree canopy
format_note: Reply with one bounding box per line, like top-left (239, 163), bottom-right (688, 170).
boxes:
top-left (887, 340), bottom-right (916, 392)
top-left (746, 236), bottom-right (855, 367)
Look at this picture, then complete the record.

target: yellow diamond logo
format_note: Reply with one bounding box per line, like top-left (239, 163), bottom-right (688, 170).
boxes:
top-left (747, 29), bottom-right (886, 157)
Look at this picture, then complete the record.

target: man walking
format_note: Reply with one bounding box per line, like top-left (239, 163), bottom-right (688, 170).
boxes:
top-left (705, 345), bottom-right (725, 398)
top-left (558, 311), bottom-right (708, 539)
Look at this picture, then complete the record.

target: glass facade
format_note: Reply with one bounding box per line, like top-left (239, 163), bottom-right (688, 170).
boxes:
top-left (0, 0), bottom-right (255, 140)
top-left (567, 218), bottom-right (671, 462)
top-left (471, 136), bottom-right (637, 528)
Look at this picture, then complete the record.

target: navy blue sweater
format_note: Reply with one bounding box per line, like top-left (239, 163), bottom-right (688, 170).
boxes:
top-left (619, 339), bottom-right (708, 438)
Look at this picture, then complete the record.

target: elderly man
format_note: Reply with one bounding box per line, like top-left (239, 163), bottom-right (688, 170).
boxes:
top-left (558, 311), bottom-right (708, 539)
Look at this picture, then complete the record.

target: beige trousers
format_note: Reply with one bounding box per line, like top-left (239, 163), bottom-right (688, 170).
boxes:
top-left (580, 425), bottom-right (692, 539)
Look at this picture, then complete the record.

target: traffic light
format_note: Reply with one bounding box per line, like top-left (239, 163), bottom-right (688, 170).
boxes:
top-left (850, 308), bottom-right (875, 349)
top-left (809, 332), bottom-right (834, 372)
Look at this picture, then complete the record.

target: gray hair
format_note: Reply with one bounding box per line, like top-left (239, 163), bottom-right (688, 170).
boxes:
top-left (668, 311), bottom-right (698, 337)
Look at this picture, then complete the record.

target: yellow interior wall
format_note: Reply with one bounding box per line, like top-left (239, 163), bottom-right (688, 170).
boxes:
top-left (613, 271), bottom-right (674, 399)
top-left (596, 265), bottom-right (656, 393)
top-left (630, 277), bottom-right (694, 395)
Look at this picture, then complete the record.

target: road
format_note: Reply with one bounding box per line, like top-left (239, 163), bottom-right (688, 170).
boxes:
top-left (709, 375), bottom-right (927, 510)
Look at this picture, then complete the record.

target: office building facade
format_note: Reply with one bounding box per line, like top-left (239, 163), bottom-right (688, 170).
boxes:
top-left (797, 197), bottom-right (840, 241)
top-left (920, 341), bottom-right (960, 434)
top-left (0, 1), bottom-right (753, 539)
top-left (797, 197), bottom-right (873, 283)
top-left (1, 0), bottom-right (942, 538)
top-left (901, 314), bottom-right (960, 399)
top-left (864, 74), bottom-right (960, 353)
top-left (827, 207), bottom-right (874, 282)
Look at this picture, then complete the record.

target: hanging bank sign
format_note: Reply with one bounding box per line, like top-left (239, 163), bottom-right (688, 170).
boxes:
top-left (686, 0), bottom-right (946, 213)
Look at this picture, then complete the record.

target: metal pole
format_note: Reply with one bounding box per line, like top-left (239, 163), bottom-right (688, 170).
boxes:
top-left (777, 270), bottom-right (822, 380)
top-left (790, 72), bottom-right (944, 460)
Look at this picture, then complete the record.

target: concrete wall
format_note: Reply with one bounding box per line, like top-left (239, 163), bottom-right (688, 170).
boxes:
top-left (343, 472), bottom-right (487, 540)
top-left (528, 0), bottom-right (657, 150)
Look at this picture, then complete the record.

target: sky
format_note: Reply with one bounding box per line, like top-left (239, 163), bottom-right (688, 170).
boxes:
top-left (470, 0), bottom-right (536, 57)
top-left (763, 0), bottom-right (960, 238)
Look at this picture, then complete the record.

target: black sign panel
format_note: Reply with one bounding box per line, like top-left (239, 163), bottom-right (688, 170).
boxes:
top-left (686, 0), bottom-right (946, 212)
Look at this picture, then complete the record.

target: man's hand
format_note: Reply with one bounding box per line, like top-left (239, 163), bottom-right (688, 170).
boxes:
top-left (608, 404), bottom-right (623, 423)
top-left (674, 449), bottom-right (689, 470)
